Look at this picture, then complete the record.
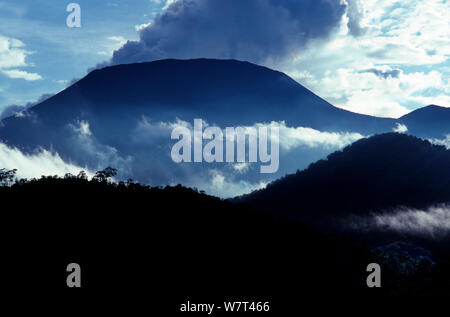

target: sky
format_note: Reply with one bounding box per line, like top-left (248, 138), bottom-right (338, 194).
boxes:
top-left (0, 0), bottom-right (449, 119)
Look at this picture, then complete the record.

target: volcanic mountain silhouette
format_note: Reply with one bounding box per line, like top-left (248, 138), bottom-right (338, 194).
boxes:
top-left (0, 59), bottom-right (448, 189)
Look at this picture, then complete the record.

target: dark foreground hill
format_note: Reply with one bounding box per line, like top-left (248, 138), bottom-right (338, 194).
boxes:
top-left (2, 172), bottom-right (449, 308)
top-left (239, 133), bottom-right (450, 223)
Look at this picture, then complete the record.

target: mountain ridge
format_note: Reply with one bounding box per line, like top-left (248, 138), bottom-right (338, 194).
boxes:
top-left (0, 58), bottom-right (448, 190)
top-left (238, 132), bottom-right (450, 222)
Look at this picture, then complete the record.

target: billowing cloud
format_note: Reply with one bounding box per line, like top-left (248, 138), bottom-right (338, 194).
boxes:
top-left (291, 65), bottom-right (446, 118)
top-left (127, 117), bottom-right (364, 197)
top-left (96, 36), bottom-right (128, 57)
top-left (393, 123), bottom-right (408, 133)
top-left (201, 169), bottom-right (267, 198)
top-left (133, 117), bottom-right (364, 151)
top-left (280, 0), bottom-right (450, 117)
top-left (0, 142), bottom-right (92, 180)
top-left (68, 120), bottom-right (133, 179)
top-left (0, 35), bottom-right (27, 68)
top-left (110, 0), bottom-right (348, 66)
top-left (131, 115), bottom-right (190, 145)
top-left (429, 135), bottom-right (450, 149)
top-left (345, 0), bottom-right (366, 36)
top-left (269, 121), bottom-right (364, 150)
top-left (346, 205), bottom-right (450, 239)
top-left (0, 34), bottom-right (42, 81)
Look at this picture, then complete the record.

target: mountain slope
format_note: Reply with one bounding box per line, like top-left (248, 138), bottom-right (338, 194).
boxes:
top-left (0, 59), bottom-right (447, 192)
top-left (5, 173), bottom-right (449, 297)
top-left (398, 105), bottom-right (450, 138)
top-left (239, 133), bottom-right (450, 221)
top-left (0, 59), bottom-right (394, 150)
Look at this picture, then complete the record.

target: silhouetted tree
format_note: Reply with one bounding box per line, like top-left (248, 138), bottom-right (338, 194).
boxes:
top-left (93, 167), bottom-right (117, 183)
top-left (77, 170), bottom-right (88, 180)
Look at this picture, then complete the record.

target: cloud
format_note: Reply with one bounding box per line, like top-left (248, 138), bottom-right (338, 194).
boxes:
top-left (134, 118), bottom-right (364, 152)
top-left (345, 0), bottom-right (366, 36)
top-left (0, 93), bottom-right (53, 120)
top-left (0, 142), bottom-right (92, 180)
top-left (429, 135), bottom-right (450, 149)
top-left (346, 205), bottom-right (450, 239)
top-left (257, 121), bottom-right (364, 151)
top-left (135, 21), bottom-right (152, 31)
top-left (110, 0), bottom-right (348, 66)
top-left (278, 0), bottom-right (450, 117)
top-left (0, 35), bottom-right (27, 68)
top-left (290, 65), bottom-right (445, 118)
top-left (131, 116), bottom-right (190, 145)
top-left (0, 34), bottom-right (42, 80)
top-left (1, 69), bottom-right (42, 81)
top-left (360, 67), bottom-right (401, 79)
top-left (232, 163), bottom-right (250, 174)
top-left (127, 118), bottom-right (363, 196)
top-left (162, 0), bottom-right (179, 11)
top-left (204, 169), bottom-right (267, 198)
top-left (97, 36), bottom-right (128, 57)
top-left (68, 120), bottom-right (133, 179)
top-left (393, 123), bottom-right (408, 133)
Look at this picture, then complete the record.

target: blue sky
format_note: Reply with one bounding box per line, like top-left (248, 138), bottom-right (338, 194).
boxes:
top-left (0, 0), bottom-right (449, 118)
top-left (0, 0), bottom-right (163, 109)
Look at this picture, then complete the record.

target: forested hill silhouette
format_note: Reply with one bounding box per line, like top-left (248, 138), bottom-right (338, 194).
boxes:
top-left (239, 133), bottom-right (450, 222)
top-left (2, 166), bottom-right (449, 299)
top-left (0, 169), bottom-right (371, 299)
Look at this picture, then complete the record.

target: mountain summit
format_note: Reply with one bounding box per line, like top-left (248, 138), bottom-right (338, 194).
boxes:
top-left (0, 59), bottom-right (448, 190)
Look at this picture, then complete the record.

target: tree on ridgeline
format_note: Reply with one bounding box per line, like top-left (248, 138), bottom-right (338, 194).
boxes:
top-left (93, 167), bottom-right (118, 183)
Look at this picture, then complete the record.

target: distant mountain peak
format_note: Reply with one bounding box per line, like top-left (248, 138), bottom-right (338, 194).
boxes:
top-left (400, 104), bottom-right (448, 118)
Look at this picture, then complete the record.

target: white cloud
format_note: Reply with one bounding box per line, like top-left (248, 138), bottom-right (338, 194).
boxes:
top-left (0, 35), bottom-right (27, 68)
top-left (409, 95), bottom-right (450, 108)
top-left (429, 135), bottom-right (450, 149)
top-left (0, 34), bottom-right (42, 81)
top-left (1, 69), bottom-right (42, 81)
top-left (134, 118), bottom-right (364, 152)
top-left (232, 163), bottom-right (250, 174)
top-left (287, 61), bottom-right (446, 118)
top-left (206, 169), bottom-right (267, 198)
top-left (392, 123), bottom-right (408, 133)
top-left (69, 120), bottom-right (92, 136)
top-left (131, 116), bottom-right (191, 145)
top-left (347, 205), bottom-right (450, 239)
top-left (254, 121), bottom-right (364, 151)
top-left (277, 0), bottom-right (450, 118)
top-left (97, 36), bottom-right (128, 57)
top-left (69, 120), bottom-right (133, 178)
top-left (0, 142), bottom-right (92, 180)
top-left (135, 21), bottom-right (152, 31)
top-left (162, 0), bottom-right (178, 10)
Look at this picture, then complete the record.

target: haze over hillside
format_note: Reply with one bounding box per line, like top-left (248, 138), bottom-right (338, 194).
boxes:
top-left (240, 133), bottom-right (450, 235)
